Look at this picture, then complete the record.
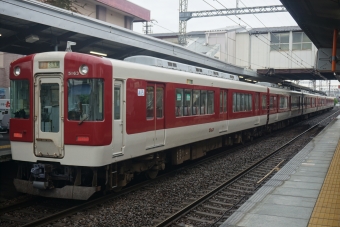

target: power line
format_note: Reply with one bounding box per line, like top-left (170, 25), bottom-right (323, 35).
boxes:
top-left (237, 0), bottom-right (313, 68)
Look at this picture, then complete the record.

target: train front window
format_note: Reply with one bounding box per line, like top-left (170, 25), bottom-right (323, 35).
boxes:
top-left (40, 83), bottom-right (59, 132)
top-left (68, 79), bottom-right (103, 121)
top-left (10, 80), bottom-right (30, 119)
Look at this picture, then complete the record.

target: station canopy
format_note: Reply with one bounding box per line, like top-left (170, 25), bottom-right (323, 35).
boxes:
top-left (280, 0), bottom-right (340, 80)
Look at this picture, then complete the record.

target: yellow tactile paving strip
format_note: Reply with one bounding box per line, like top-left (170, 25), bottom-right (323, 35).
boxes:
top-left (0, 144), bottom-right (10, 149)
top-left (308, 140), bottom-right (340, 227)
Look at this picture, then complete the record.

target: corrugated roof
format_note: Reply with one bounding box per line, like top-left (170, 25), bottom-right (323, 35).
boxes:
top-left (248, 26), bottom-right (301, 34)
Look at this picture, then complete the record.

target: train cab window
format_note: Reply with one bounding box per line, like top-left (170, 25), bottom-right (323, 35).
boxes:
top-left (68, 79), bottom-right (103, 121)
top-left (146, 86), bottom-right (154, 119)
top-left (207, 91), bottom-right (214, 114)
top-left (184, 89), bottom-right (192, 116)
top-left (201, 90), bottom-right (207, 114)
top-left (114, 86), bottom-right (121, 120)
top-left (279, 96), bottom-right (288, 109)
top-left (192, 90), bottom-right (200, 115)
top-left (262, 95), bottom-right (267, 110)
top-left (10, 80), bottom-right (30, 119)
top-left (156, 87), bottom-right (163, 118)
top-left (176, 89), bottom-right (183, 117)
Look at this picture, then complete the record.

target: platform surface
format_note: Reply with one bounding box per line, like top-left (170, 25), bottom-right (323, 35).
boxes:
top-left (221, 115), bottom-right (340, 227)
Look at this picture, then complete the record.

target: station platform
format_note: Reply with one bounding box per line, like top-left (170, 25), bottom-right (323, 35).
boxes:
top-left (221, 115), bottom-right (340, 227)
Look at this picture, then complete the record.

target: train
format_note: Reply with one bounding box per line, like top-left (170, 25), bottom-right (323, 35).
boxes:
top-left (10, 52), bottom-right (334, 200)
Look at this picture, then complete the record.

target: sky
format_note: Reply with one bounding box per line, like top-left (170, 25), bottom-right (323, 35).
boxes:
top-left (128, 0), bottom-right (298, 34)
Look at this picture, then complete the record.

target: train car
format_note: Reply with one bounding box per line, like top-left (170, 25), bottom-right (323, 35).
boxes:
top-left (10, 52), bottom-right (334, 199)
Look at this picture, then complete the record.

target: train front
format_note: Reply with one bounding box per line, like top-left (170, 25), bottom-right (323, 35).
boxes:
top-left (10, 52), bottom-right (113, 200)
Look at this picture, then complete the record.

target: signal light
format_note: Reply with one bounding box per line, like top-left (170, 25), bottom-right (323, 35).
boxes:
top-left (77, 136), bottom-right (89, 142)
top-left (14, 133), bottom-right (23, 138)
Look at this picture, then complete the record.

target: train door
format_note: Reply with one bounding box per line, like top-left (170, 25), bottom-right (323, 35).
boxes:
top-left (34, 75), bottom-right (63, 158)
top-left (146, 83), bottom-right (165, 149)
top-left (112, 80), bottom-right (125, 157)
top-left (219, 89), bottom-right (228, 132)
top-left (254, 92), bottom-right (260, 125)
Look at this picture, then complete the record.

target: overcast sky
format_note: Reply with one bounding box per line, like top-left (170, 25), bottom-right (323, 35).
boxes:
top-left (128, 0), bottom-right (298, 34)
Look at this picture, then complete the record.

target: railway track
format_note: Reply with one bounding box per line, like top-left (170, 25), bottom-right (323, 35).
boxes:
top-left (0, 109), bottom-right (338, 227)
top-left (154, 111), bottom-right (339, 227)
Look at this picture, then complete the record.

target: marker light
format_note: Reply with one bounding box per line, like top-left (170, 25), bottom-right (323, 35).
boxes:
top-left (14, 66), bottom-right (21, 76)
top-left (13, 133), bottom-right (23, 138)
top-left (79, 65), bottom-right (89, 75)
top-left (77, 136), bottom-right (89, 142)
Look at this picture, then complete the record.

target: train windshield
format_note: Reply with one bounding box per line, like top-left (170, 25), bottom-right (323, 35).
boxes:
top-left (10, 80), bottom-right (30, 119)
top-left (67, 79), bottom-right (104, 121)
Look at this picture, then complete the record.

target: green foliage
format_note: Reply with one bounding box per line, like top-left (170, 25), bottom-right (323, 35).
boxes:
top-left (39, 0), bottom-right (80, 13)
top-left (334, 98), bottom-right (338, 106)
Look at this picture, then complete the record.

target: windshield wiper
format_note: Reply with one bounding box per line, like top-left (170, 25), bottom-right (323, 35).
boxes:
top-left (78, 116), bottom-right (89, 125)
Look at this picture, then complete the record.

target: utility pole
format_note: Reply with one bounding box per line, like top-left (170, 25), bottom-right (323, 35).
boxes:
top-left (178, 0), bottom-right (188, 45)
top-left (143, 21), bottom-right (152, 34)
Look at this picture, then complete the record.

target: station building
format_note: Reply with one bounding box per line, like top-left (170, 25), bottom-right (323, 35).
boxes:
top-left (151, 26), bottom-right (316, 71)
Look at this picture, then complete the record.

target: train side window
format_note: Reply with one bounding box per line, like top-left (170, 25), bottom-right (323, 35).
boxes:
top-left (200, 90), bottom-right (207, 115)
top-left (176, 89), bottom-right (183, 117)
top-left (192, 90), bottom-right (200, 115)
top-left (262, 95), bottom-right (267, 110)
top-left (156, 87), bottom-right (163, 118)
top-left (270, 96), bottom-right (274, 110)
top-left (280, 96), bottom-right (288, 109)
top-left (255, 94), bottom-right (259, 111)
top-left (248, 94), bottom-right (252, 111)
top-left (223, 91), bottom-right (227, 112)
top-left (241, 94), bottom-right (245, 111)
top-left (207, 91), bottom-right (214, 114)
top-left (233, 93), bottom-right (236, 112)
top-left (146, 86), bottom-right (154, 120)
top-left (114, 86), bottom-right (120, 120)
top-left (220, 91), bottom-right (223, 113)
top-left (184, 89), bottom-right (192, 116)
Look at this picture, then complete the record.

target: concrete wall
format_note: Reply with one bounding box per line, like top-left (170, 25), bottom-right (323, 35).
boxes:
top-left (235, 31), bottom-right (316, 70)
top-left (235, 33), bottom-right (250, 68)
top-left (75, 0), bottom-right (132, 29)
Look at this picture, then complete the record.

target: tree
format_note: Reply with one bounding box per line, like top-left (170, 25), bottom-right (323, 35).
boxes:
top-left (38, 0), bottom-right (82, 13)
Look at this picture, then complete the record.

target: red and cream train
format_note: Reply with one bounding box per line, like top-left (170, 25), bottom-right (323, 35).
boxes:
top-left (10, 52), bottom-right (333, 199)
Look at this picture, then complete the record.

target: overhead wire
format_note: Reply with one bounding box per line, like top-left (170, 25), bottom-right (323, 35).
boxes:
top-left (237, 0), bottom-right (314, 69)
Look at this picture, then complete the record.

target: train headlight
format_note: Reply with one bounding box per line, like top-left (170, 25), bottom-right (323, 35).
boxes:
top-left (79, 65), bottom-right (89, 75)
top-left (14, 66), bottom-right (21, 76)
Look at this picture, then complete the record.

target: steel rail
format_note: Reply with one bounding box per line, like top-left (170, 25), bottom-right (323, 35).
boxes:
top-left (10, 109), bottom-right (337, 227)
top-left (0, 196), bottom-right (37, 215)
top-left (154, 110), bottom-right (340, 227)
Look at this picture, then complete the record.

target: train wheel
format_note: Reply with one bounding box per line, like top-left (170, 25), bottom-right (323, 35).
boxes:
top-left (145, 170), bottom-right (158, 179)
